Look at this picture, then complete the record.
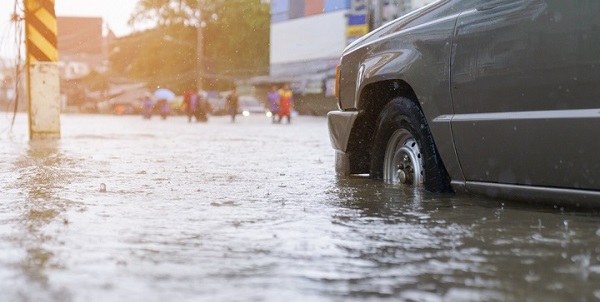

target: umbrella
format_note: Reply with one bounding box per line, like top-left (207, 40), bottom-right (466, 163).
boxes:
top-left (153, 88), bottom-right (176, 100)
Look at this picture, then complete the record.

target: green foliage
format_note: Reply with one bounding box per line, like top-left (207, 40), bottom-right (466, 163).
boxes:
top-left (110, 0), bottom-right (270, 93)
top-left (204, 0), bottom-right (270, 77)
top-left (110, 24), bottom-right (196, 94)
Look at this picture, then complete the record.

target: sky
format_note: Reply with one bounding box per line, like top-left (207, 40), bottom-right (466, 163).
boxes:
top-left (54, 0), bottom-right (139, 36)
top-left (1, 0), bottom-right (140, 60)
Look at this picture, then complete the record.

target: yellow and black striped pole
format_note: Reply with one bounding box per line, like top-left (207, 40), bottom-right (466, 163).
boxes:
top-left (25, 0), bottom-right (60, 139)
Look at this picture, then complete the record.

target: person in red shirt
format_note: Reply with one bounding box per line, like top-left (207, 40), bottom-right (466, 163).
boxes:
top-left (278, 84), bottom-right (294, 124)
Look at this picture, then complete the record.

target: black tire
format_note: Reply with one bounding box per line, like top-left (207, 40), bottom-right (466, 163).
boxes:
top-left (370, 97), bottom-right (451, 193)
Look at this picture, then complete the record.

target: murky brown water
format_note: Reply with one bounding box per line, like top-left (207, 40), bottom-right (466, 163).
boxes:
top-left (1, 113), bottom-right (600, 301)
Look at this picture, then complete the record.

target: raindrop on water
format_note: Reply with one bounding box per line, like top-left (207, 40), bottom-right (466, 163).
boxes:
top-left (524, 271), bottom-right (540, 283)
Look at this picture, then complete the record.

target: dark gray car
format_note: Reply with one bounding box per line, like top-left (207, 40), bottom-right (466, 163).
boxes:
top-left (328, 0), bottom-right (600, 206)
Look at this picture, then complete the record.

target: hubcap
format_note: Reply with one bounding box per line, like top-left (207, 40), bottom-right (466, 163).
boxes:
top-left (383, 129), bottom-right (423, 186)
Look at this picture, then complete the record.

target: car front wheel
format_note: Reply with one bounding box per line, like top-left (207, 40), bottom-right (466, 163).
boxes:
top-left (370, 97), bottom-right (451, 193)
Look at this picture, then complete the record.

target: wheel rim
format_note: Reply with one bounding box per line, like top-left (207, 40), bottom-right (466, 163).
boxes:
top-left (383, 129), bottom-right (423, 186)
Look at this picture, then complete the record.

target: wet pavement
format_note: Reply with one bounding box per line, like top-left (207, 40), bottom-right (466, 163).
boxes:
top-left (1, 113), bottom-right (600, 302)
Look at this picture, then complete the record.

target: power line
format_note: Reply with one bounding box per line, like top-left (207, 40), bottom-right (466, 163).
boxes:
top-left (0, 0), bottom-right (25, 134)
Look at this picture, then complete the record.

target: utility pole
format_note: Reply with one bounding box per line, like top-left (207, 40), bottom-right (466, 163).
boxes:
top-left (371, 0), bottom-right (384, 30)
top-left (196, 0), bottom-right (204, 92)
top-left (24, 0), bottom-right (60, 139)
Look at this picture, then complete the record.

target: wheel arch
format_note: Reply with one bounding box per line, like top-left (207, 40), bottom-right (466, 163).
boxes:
top-left (345, 79), bottom-right (420, 175)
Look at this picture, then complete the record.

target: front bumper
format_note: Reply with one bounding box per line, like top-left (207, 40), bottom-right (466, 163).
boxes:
top-left (327, 110), bottom-right (358, 176)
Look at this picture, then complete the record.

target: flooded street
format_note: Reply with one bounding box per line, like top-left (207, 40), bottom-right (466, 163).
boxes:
top-left (1, 113), bottom-right (600, 301)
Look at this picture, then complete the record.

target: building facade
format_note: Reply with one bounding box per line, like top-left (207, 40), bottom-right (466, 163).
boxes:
top-left (267, 0), bottom-right (435, 114)
top-left (56, 17), bottom-right (117, 111)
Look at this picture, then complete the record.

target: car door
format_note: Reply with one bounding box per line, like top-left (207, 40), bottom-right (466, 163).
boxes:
top-left (450, 0), bottom-right (600, 190)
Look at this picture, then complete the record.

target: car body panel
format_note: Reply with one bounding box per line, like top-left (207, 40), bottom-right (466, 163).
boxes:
top-left (451, 0), bottom-right (600, 190)
top-left (338, 0), bottom-right (465, 110)
top-left (337, 0), bottom-right (468, 183)
top-left (327, 110), bottom-right (359, 175)
top-left (329, 0), bottom-right (600, 204)
top-left (327, 111), bottom-right (359, 153)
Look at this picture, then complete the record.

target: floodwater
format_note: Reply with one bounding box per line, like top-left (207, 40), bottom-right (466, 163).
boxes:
top-left (1, 113), bottom-right (600, 302)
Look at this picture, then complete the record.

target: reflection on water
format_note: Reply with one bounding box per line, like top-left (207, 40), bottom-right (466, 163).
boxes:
top-left (7, 140), bottom-right (81, 299)
top-left (0, 114), bottom-right (599, 301)
top-left (330, 178), bottom-right (600, 301)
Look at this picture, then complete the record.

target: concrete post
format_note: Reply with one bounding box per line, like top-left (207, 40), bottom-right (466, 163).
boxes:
top-left (25, 0), bottom-right (61, 139)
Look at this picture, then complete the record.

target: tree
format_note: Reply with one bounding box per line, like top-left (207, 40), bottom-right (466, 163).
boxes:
top-left (110, 0), bottom-right (270, 92)
top-left (109, 24), bottom-right (196, 93)
top-left (203, 0), bottom-right (270, 78)
top-left (128, 0), bottom-right (198, 27)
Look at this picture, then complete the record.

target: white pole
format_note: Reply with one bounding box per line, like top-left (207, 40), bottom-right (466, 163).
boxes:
top-left (25, 0), bottom-right (60, 139)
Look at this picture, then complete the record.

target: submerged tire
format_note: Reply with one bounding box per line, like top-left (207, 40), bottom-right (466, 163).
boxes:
top-left (370, 97), bottom-right (451, 193)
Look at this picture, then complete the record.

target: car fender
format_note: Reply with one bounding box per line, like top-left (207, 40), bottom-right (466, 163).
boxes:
top-left (344, 16), bottom-right (465, 187)
top-left (356, 47), bottom-right (421, 108)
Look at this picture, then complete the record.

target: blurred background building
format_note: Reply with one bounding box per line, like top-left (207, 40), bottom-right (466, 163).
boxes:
top-left (57, 17), bottom-right (109, 76)
top-left (261, 0), bottom-right (436, 115)
top-left (2, 0), bottom-right (436, 116)
top-left (57, 16), bottom-right (111, 112)
top-left (57, 16), bottom-right (148, 114)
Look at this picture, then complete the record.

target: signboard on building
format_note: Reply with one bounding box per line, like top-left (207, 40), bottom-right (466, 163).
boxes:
top-left (347, 0), bottom-right (368, 43)
top-left (346, 14), bottom-right (368, 37)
